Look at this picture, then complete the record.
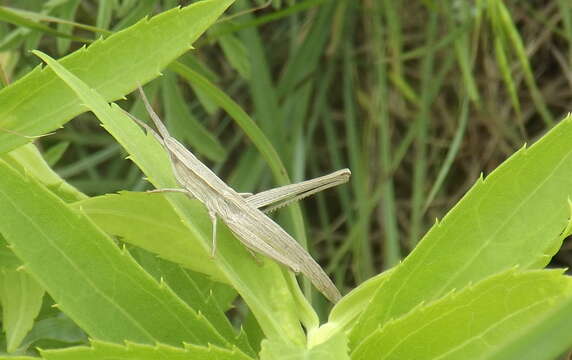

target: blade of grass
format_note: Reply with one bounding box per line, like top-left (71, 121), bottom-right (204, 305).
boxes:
top-left (55, 0), bottom-right (82, 55)
top-left (43, 141), bottom-right (70, 167)
top-left (557, 0), bottom-right (572, 61)
top-left (423, 97), bottom-right (469, 213)
top-left (409, 10), bottom-right (439, 248)
top-left (449, 3), bottom-right (481, 104)
top-left (55, 143), bottom-right (121, 178)
top-left (205, 0), bottom-right (329, 44)
top-left (112, 1), bottom-right (156, 31)
top-left (343, 4), bottom-right (374, 280)
top-left (96, 0), bottom-right (116, 30)
top-left (0, 6), bottom-right (92, 43)
top-left (3, 6), bottom-right (109, 36)
top-left (371, 0), bottom-right (400, 267)
top-left (161, 71), bottom-right (226, 162)
top-left (382, 0), bottom-right (417, 105)
top-left (488, 0), bottom-right (554, 126)
top-left (497, 0), bottom-right (554, 126)
top-left (232, 0), bottom-right (281, 144)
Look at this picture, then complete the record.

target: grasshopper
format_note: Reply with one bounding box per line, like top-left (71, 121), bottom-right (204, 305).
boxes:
top-left (130, 87), bottom-right (350, 303)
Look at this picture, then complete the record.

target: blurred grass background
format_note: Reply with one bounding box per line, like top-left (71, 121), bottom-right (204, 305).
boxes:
top-left (1, 0), bottom-right (572, 296)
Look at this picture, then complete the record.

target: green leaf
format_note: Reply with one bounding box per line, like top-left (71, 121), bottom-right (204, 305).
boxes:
top-left (39, 340), bottom-right (254, 360)
top-left (351, 269), bottom-right (572, 360)
top-left (0, 268), bottom-right (45, 352)
top-left (34, 50), bottom-right (313, 345)
top-left (0, 0), bottom-right (234, 154)
top-left (0, 160), bottom-right (230, 348)
top-left (350, 114), bottom-right (572, 346)
top-left (260, 331), bottom-right (349, 360)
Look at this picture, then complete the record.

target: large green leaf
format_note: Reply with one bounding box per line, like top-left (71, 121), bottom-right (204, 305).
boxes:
top-left (350, 114), bottom-right (572, 346)
top-left (350, 269), bottom-right (572, 359)
top-left (34, 50), bottom-right (315, 345)
top-left (0, 160), bottom-right (230, 348)
top-left (0, 0), bottom-right (234, 154)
